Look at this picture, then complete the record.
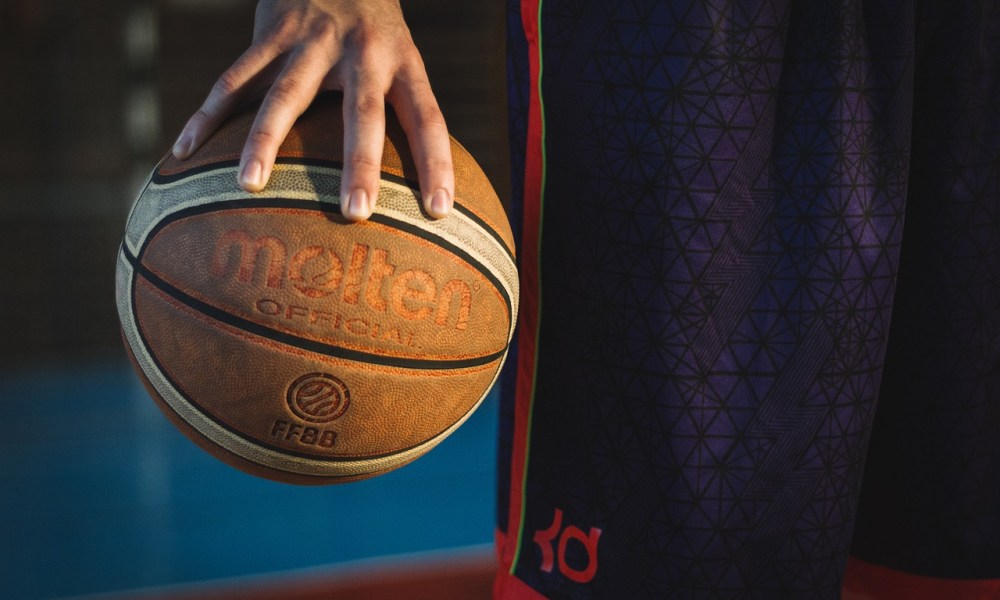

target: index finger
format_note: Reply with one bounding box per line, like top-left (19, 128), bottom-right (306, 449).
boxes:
top-left (173, 44), bottom-right (278, 160)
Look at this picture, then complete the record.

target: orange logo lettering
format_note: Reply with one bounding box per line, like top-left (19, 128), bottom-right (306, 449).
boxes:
top-left (210, 230), bottom-right (472, 329)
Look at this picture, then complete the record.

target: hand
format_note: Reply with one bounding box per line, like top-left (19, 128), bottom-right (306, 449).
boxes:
top-left (171, 0), bottom-right (454, 222)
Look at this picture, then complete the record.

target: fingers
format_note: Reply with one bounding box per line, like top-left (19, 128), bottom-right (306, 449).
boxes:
top-left (340, 77), bottom-right (387, 221)
top-left (340, 71), bottom-right (454, 223)
top-left (172, 45), bottom-right (277, 160)
top-left (238, 44), bottom-right (335, 192)
top-left (389, 65), bottom-right (454, 219)
top-left (173, 2), bottom-right (454, 225)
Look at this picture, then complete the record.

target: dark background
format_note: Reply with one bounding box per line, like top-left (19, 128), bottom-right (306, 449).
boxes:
top-left (0, 2), bottom-right (508, 598)
top-left (0, 0), bottom-right (508, 372)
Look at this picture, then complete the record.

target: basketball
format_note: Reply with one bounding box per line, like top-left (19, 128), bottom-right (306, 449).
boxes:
top-left (115, 93), bottom-right (518, 484)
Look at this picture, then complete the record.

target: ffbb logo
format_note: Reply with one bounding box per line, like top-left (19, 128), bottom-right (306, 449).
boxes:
top-left (287, 372), bottom-right (350, 423)
top-left (209, 229), bottom-right (473, 330)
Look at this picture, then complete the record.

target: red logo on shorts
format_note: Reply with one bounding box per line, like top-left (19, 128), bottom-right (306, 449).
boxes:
top-left (533, 508), bottom-right (602, 584)
top-left (286, 373), bottom-right (350, 423)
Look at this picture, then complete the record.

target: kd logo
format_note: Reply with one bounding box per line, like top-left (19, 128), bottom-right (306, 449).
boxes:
top-left (532, 508), bottom-right (602, 584)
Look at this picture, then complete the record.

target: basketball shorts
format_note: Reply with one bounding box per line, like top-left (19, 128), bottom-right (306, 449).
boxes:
top-left (493, 0), bottom-right (1000, 597)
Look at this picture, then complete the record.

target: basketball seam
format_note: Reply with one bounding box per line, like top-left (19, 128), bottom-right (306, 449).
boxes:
top-left (131, 274), bottom-right (505, 466)
top-left (451, 201), bottom-right (516, 263)
top-left (146, 161), bottom-right (516, 265)
top-left (153, 158), bottom-right (514, 256)
top-left (118, 153), bottom-right (518, 480)
top-left (134, 197), bottom-right (515, 340)
top-left (153, 157), bottom-right (413, 189)
top-left (136, 275), bottom-right (504, 377)
top-left (125, 248), bottom-right (507, 370)
top-left (367, 213), bottom-right (513, 321)
top-left (142, 212), bottom-right (509, 362)
top-left (123, 167), bottom-right (519, 332)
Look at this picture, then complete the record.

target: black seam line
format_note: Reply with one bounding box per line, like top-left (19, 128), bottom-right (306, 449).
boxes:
top-left (149, 158), bottom-right (516, 261)
top-left (150, 157), bottom-right (416, 188)
top-left (123, 249), bottom-right (507, 371)
top-left (128, 255), bottom-right (499, 469)
top-left (366, 211), bottom-right (514, 322)
top-left (126, 249), bottom-right (504, 469)
top-left (139, 197), bottom-right (515, 333)
top-left (138, 197), bottom-right (341, 256)
top-left (449, 202), bottom-right (516, 264)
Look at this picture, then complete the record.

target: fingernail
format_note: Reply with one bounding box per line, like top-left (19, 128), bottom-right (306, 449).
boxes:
top-left (428, 188), bottom-right (451, 218)
top-left (343, 189), bottom-right (370, 221)
top-left (172, 131), bottom-right (193, 158)
top-left (240, 160), bottom-right (263, 190)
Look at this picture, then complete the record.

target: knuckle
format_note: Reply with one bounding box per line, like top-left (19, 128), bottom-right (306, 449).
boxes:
top-left (348, 21), bottom-right (381, 49)
top-left (267, 77), bottom-right (303, 107)
top-left (270, 13), bottom-right (300, 42)
top-left (413, 104), bottom-right (447, 132)
top-left (345, 153), bottom-right (383, 177)
top-left (349, 46), bottom-right (386, 81)
top-left (355, 93), bottom-right (383, 117)
top-left (246, 128), bottom-right (280, 152)
top-left (213, 69), bottom-right (242, 97)
top-left (307, 18), bottom-right (339, 43)
top-left (346, 26), bottom-right (404, 73)
top-left (425, 154), bottom-right (454, 173)
top-left (347, 152), bottom-right (382, 170)
top-left (396, 43), bottom-right (425, 69)
top-left (191, 108), bottom-right (214, 128)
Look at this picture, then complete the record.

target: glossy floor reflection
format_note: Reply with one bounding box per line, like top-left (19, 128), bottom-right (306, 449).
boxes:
top-left (0, 362), bottom-right (498, 600)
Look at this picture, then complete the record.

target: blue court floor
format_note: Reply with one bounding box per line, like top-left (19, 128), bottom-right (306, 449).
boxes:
top-left (0, 361), bottom-right (498, 600)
